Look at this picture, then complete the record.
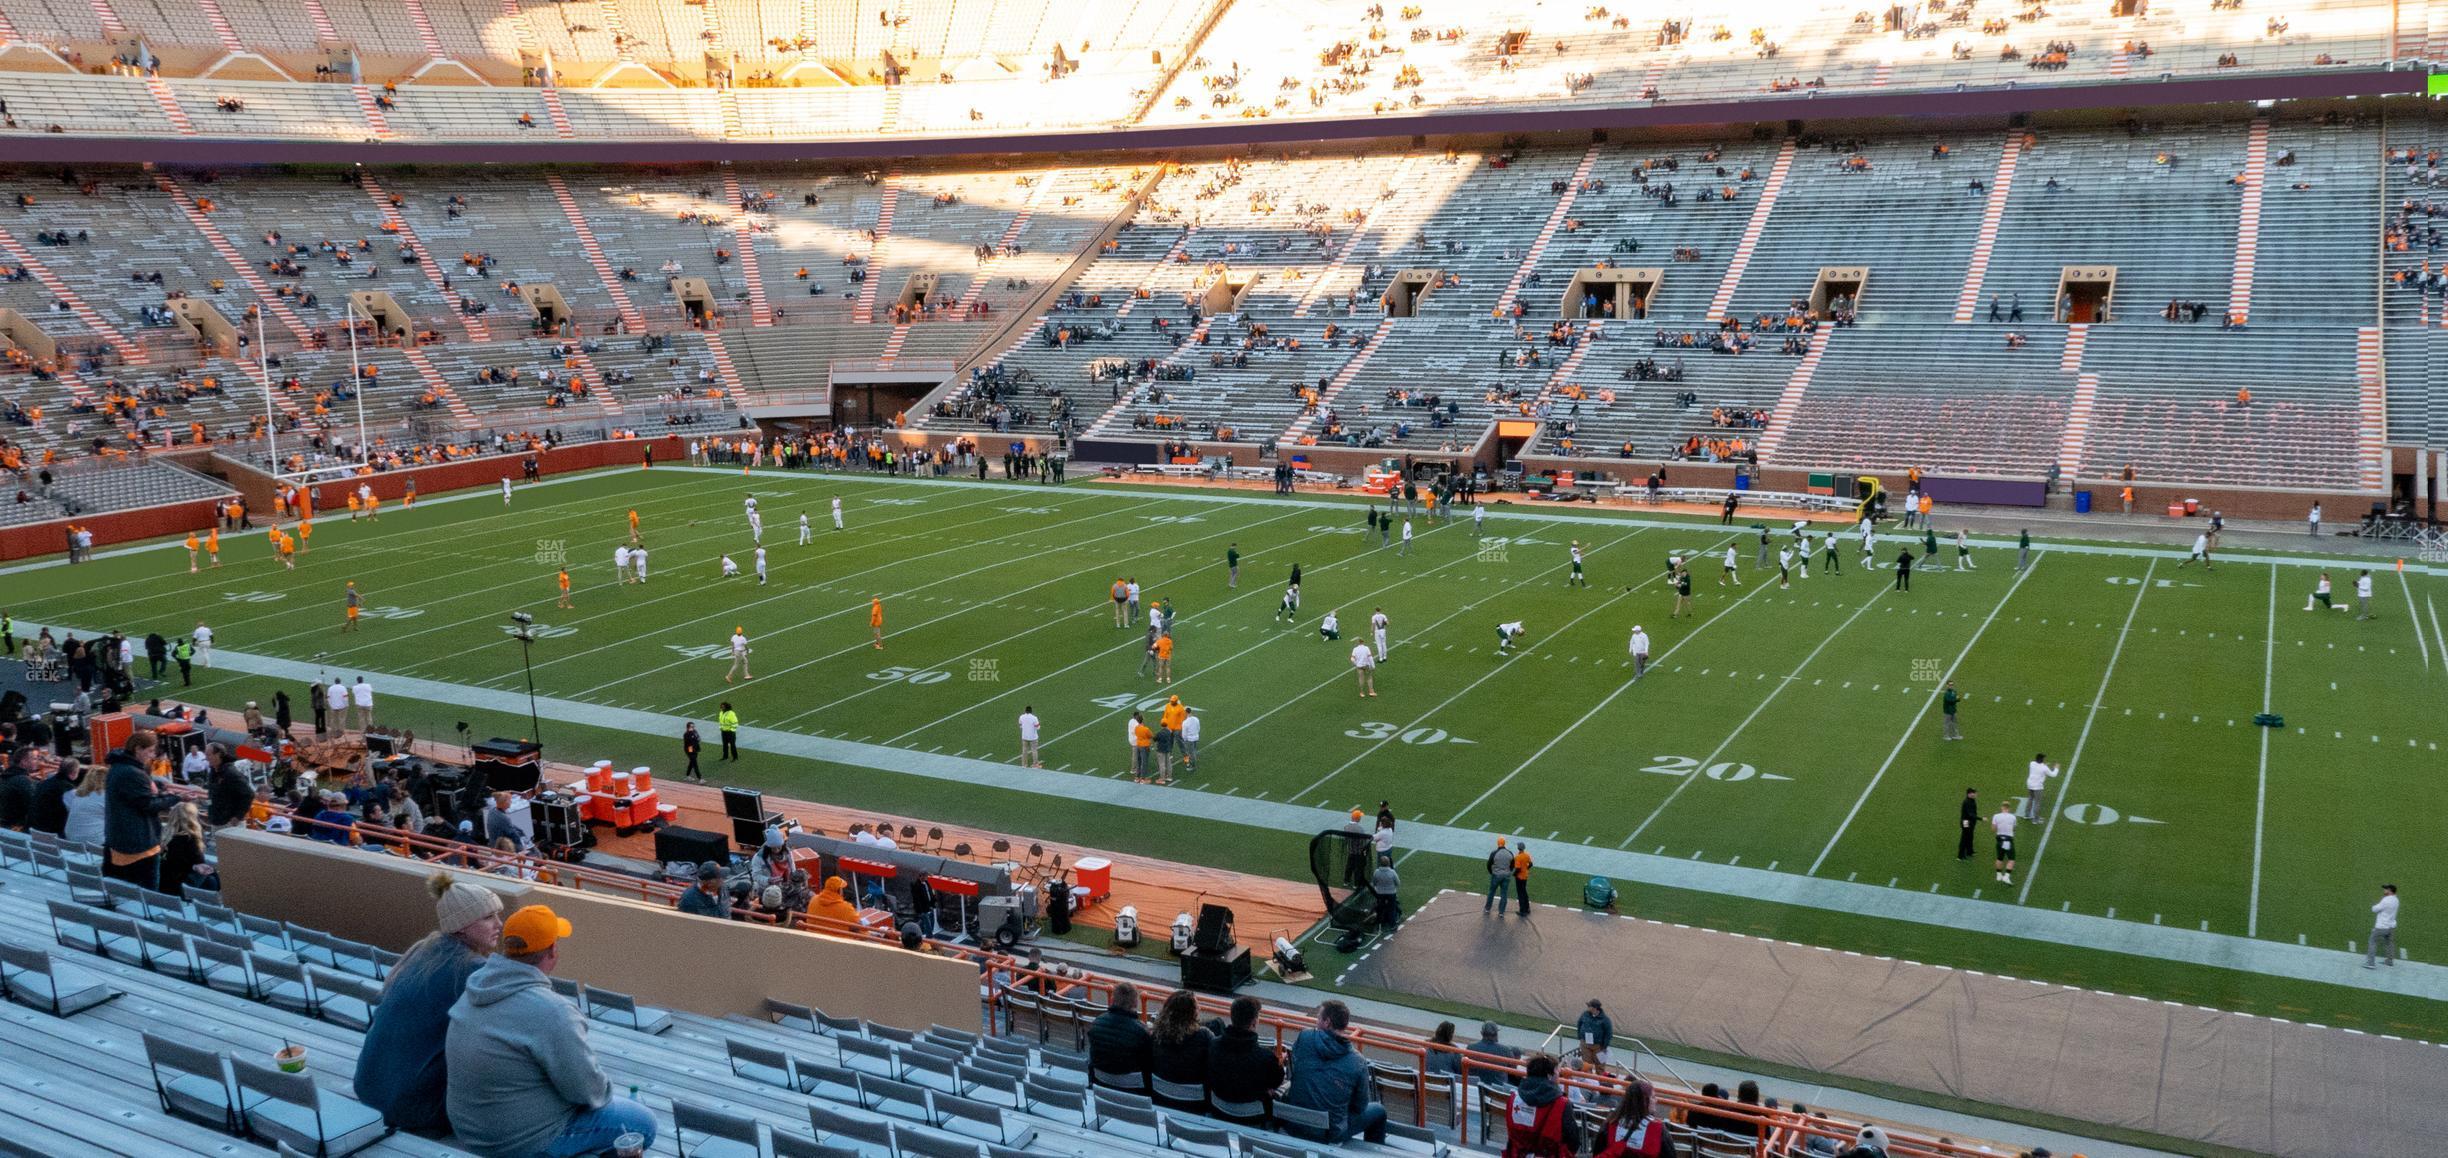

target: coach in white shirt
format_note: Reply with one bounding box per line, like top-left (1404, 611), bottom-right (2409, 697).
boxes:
top-left (2366, 884), bottom-right (2400, 968)
top-left (1628, 625), bottom-right (1652, 681)
top-left (351, 676), bottom-right (375, 731)
top-left (326, 680), bottom-right (350, 734)
top-left (2020, 754), bottom-right (2059, 822)
top-left (1017, 707), bottom-right (1041, 768)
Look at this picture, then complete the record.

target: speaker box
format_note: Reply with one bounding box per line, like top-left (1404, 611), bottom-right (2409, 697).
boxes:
top-left (532, 795), bottom-right (584, 850)
top-left (1179, 945), bottom-right (1252, 994)
top-left (654, 825), bottom-right (728, 867)
top-left (1193, 903), bottom-right (1235, 955)
top-left (1045, 880), bottom-right (1072, 935)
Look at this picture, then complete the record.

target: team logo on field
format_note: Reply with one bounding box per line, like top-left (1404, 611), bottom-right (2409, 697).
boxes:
top-left (1476, 539), bottom-right (1509, 564)
top-left (532, 537), bottom-right (568, 566)
top-left (969, 658), bottom-right (1000, 682)
top-left (1911, 658), bottom-right (1944, 682)
top-left (2417, 528), bottom-right (2447, 565)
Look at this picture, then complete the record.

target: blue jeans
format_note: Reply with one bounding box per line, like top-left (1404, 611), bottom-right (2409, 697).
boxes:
top-left (1349, 1103), bottom-right (1389, 1144)
top-left (539, 1096), bottom-right (658, 1157)
top-left (1483, 873), bottom-right (1508, 911)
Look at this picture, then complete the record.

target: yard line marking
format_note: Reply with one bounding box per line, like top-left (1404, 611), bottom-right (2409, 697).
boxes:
top-left (1616, 581), bottom-right (1891, 847)
top-left (255, 482), bottom-right (1025, 659)
top-left (2403, 573), bottom-right (2433, 671)
top-left (958, 520), bottom-right (1496, 751)
top-left (565, 498), bottom-right (1176, 698)
top-left (2430, 596), bottom-right (2448, 671)
top-left (1807, 555), bottom-right (2042, 876)
top-left (1285, 531), bottom-right (1675, 801)
top-left (2018, 558), bottom-right (2156, 904)
top-left (5, 465), bottom-right (714, 613)
top-left (768, 507), bottom-right (1314, 729)
top-left (1181, 526), bottom-right (1658, 759)
top-left (46, 470), bottom-right (722, 630)
top-left (2250, 564), bottom-right (2276, 937)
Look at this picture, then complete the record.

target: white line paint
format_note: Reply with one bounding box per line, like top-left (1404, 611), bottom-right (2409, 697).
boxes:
top-left (2250, 563), bottom-right (2276, 937)
top-left (1807, 555), bottom-right (2041, 875)
top-left (1618, 581), bottom-right (1891, 846)
top-left (2018, 558), bottom-right (2156, 903)
top-left (2404, 571), bottom-right (2432, 671)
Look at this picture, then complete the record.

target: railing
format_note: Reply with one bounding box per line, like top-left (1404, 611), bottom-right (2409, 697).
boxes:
top-left (829, 358), bottom-right (955, 376)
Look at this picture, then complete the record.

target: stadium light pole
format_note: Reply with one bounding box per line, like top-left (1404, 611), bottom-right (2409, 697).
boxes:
top-left (507, 612), bottom-right (544, 750)
top-left (343, 297), bottom-right (368, 465)
top-left (256, 306), bottom-right (277, 470)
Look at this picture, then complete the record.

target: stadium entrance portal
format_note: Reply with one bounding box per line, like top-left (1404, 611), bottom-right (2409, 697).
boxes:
top-left (671, 276), bottom-right (718, 326)
top-left (1201, 272), bottom-right (1253, 314)
top-left (1560, 267), bottom-right (1660, 320)
top-left (166, 298), bottom-right (239, 356)
top-left (1381, 269), bottom-right (1443, 317)
top-left (1809, 266), bottom-right (1867, 319)
top-left (517, 284), bottom-right (572, 332)
top-left (896, 272), bottom-right (941, 312)
top-left (2057, 265), bottom-right (2117, 322)
top-left (347, 291), bottom-right (414, 345)
top-left (0, 309), bottom-right (59, 366)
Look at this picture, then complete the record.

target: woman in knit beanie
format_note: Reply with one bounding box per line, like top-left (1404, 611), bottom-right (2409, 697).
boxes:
top-left (351, 872), bottom-right (505, 1132)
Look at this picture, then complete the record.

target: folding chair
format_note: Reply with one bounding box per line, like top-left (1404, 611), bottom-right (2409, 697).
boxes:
top-left (584, 986), bottom-right (672, 1035)
top-left (307, 966), bottom-right (382, 1032)
top-left (672, 1100), bottom-right (765, 1158)
top-left (1091, 1088), bottom-right (1165, 1146)
top-left (230, 1056), bottom-right (391, 1156)
top-left (725, 1038), bottom-right (801, 1090)
top-left (143, 1031), bottom-right (255, 1133)
top-left (806, 1105), bottom-right (897, 1158)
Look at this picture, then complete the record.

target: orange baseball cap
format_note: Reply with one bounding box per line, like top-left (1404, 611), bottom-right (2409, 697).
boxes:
top-left (500, 905), bottom-right (572, 955)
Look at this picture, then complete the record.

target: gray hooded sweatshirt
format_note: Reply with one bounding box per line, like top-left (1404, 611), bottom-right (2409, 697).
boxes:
top-left (443, 955), bottom-right (610, 1157)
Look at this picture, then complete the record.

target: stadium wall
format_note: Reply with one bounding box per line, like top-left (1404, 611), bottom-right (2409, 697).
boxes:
top-left (207, 436), bottom-right (687, 521)
top-left (0, 494), bottom-right (228, 563)
top-left (214, 828), bottom-right (981, 1028)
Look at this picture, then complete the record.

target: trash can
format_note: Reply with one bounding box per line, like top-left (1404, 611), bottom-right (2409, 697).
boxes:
top-left (2073, 490), bottom-right (2092, 514)
top-left (1733, 474), bottom-right (1751, 491)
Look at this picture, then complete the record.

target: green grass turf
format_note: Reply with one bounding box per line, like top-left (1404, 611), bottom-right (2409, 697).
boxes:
top-left (13, 465), bottom-right (2447, 1045)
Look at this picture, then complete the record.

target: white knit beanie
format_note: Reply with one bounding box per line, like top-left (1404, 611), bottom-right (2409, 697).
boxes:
top-left (429, 871), bottom-right (502, 935)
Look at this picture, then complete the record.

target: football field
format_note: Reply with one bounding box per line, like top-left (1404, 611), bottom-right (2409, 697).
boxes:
top-left (14, 464), bottom-right (2448, 1039)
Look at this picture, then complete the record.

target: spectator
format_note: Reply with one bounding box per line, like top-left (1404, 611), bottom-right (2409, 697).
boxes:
top-left (156, 802), bottom-right (214, 895)
top-left (1088, 982), bottom-right (1153, 1087)
top-left (311, 791), bottom-right (359, 845)
top-left (1724, 1079), bottom-right (1765, 1139)
top-left (1686, 1082), bottom-right (1731, 1132)
top-left (1837, 1125), bottom-right (1892, 1158)
top-left (1469, 1020), bottom-right (1522, 1083)
top-left (62, 759), bottom-right (107, 845)
top-left (1424, 1021), bottom-right (1463, 1078)
top-left (780, 868), bottom-right (814, 915)
top-left (354, 872), bottom-right (503, 1132)
top-left (1281, 1000), bottom-right (1386, 1144)
top-left (808, 874), bottom-right (857, 926)
top-left (1206, 994), bottom-right (1284, 1113)
top-left (445, 905), bottom-right (657, 1157)
top-left (1149, 989), bottom-right (1213, 1106)
top-left (1499, 1052), bottom-right (1581, 1157)
top-left (0, 746), bottom-right (32, 830)
top-left (482, 791), bottom-right (523, 851)
top-left (1594, 1078), bottom-right (1666, 1157)
top-left (30, 755), bottom-right (74, 835)
top-left (103, 731), bottom-right (176, 887)
top-left (1575, 999), bottom-right (1614, 1068)
top-left (677, 861), bottom-right (729, 918)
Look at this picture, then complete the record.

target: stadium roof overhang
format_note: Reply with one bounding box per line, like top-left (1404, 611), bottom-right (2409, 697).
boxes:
top-left (5, 66), bottom-right (2424, 166)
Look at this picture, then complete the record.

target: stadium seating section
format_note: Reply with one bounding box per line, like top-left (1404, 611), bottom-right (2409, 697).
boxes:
top-left (0, 0), bottom-right (2438, 512)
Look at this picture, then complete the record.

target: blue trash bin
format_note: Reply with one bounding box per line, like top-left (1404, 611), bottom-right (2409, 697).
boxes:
top-left (1733, 474), bottom-right (1751, 491)
top-left (2074, 489), bottom-right (2092, 514)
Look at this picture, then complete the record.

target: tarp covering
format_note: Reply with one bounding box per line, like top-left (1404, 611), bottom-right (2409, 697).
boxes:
top-left (1341, 891), bottom-right (2448, 1158)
